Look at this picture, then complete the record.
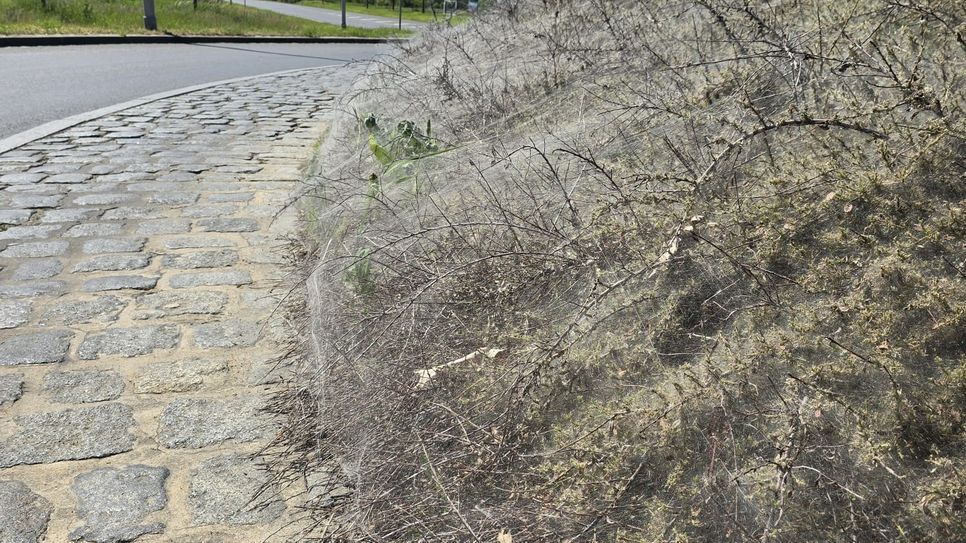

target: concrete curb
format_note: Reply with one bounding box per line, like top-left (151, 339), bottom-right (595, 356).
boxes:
top-left (0, 64), bottom-right (355, 155)
top-left (0, 34), bottom-right (406, 47)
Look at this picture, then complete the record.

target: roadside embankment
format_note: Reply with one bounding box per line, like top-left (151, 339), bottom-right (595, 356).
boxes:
top-left (279, 1), bottom-right (966, 540)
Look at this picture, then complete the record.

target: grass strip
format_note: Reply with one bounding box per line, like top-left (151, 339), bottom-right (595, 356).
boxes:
top-left (0, 0), bottom-right (410, 36)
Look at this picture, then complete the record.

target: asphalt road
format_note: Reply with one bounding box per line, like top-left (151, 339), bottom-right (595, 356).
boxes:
top-left (239, 0), bottom-right (424, 30)
top-left (0, 42), bottom-right (384, 139)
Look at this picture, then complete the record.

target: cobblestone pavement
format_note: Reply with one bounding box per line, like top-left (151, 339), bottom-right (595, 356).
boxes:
top-left (0, 67), bottom-right (354, 542)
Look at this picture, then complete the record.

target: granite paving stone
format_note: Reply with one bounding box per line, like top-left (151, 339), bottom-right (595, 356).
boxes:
top-left (249, 355), bottom-right (295, 386)
top-left (70, 466), bottom-right (169, 543)
top-left (4, 184), bottom-right (61, 194)
top-left (63, 223), bottom-right (124, 237)
top-left (148, 193), bottom-right (199, 205)
top-left (82, 238), bottom-right (146, 254)
top-left (44, 370), bottom-right (124, 403)
top-left (0, 150), bottom-right (40, 159)
top-left (192, 320), bottom-right (260, 348)
top-left (172, 164), bottom-right (209, 174)
top-left (101, 207), bottom-right (164, 220)
top-left (196, 177), bottom-right (243, 188)
top-left (45, 173), bottom-right (90, 184)
top-left (88, 164), bottom-right (119, 175)
top-left (30, 161), bottom-right (77, 174)
top-left (73, 193), bottom-right (134, 206)
top-left (0, 172), bottom-right (46, 185)
top-left (0, 209), bottom-right (33, 224)
top-left (8, 194), bottom-right (64, 208)
top-left (0, 240), bottom-right (70, 258)
top-left (126, 182), bottom-right (181, 192)
top-left (39, 208), bottom-right (100, 223)
top-left (189, 454), bottom-right (285, 526)
top-left (0, 224), bottom-right (61, 240)
top-left (5, 183), bottom-right (61, 194)
top-left (77, 324), bottom-right (180, 359)
top-left (157, 397), bottom-right (268, 449)
top-left (12, 259), bottom-right (63, 280)
top-left (215, 164), bottom-right (262, 174)
top-left (169, 270), bottom-right (251, 288)
top-left (41, 296), bottom-right (126, 325)
top-left (69, 182), bottom-right (120, 194)
top-left (133, 291), bottom-right (228, 320)
top-left (0, 300), bottom-right (31, 329)
top-left (0, 403), bottom-right (135, 467)
top-left (162, 249), bottom-right (239, 269)
top-left (158, 171), bottom-right (196, 183)
top-left (135, 219), bottom-right (192, 235)
top-left (196, 218), bottom-right (259, 232)
top-left (72, 254), bottom-right (151, 273)
top-left (0, 281), bottom-right (68, 298)
top-left (163, 236), bottom-right (235, 249)
top-left (180, 204), bottom-right (238, 218)
top-left (208, 192), bottom-right (253, 202)
top-left (83, 275), bottom-right (159, 292)
top-left (0, 330), bottom-right (73, 365)
top-left (0, 374), bottom-right (25, 405)
top-left (134, 358), bottom-right (228, 394)
top-left (0, 480), bottom-right (52, 543)
top-left (113, 171), bottom-right (158, 180)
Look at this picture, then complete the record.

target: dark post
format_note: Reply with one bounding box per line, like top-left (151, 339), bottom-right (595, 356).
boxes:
top-left (341, 0), bottom-right (347, 28)
top-left (399, 0), bottom-right (403, 30)
top-left (143, 0), bottom-right (157, 30)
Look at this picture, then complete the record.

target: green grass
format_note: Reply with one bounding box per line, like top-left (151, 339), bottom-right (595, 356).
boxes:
top-left (297, 0), bottom-right (470, 24)
top-left (0, 0), bottom-right (411, 36)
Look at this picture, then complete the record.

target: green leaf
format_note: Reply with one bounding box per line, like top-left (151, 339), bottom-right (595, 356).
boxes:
top-left (368, 134), bottom-right (395, 166)
top-left (384, 159), bottom-right (414, 179)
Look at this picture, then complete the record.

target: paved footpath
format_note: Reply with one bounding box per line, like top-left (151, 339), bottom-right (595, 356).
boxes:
top-left (239, 0), bottom-right (425, 30)
top-left (0, 67), bottom-right (352, 542)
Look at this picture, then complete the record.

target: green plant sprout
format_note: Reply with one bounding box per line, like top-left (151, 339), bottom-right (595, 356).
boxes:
top-left (363, 113), bottom-right (455, 191)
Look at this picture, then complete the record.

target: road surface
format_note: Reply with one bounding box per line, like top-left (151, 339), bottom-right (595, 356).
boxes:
top-left (0, 42), bottom-right (383, 138)
top-left (239, 0), bottom-right (425, 30)
top-left (0, 65), bottom-right (351, 542)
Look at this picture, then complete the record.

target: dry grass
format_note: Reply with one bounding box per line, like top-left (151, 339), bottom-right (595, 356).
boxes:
top-left (272, 1), bottom-right (966, 540)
